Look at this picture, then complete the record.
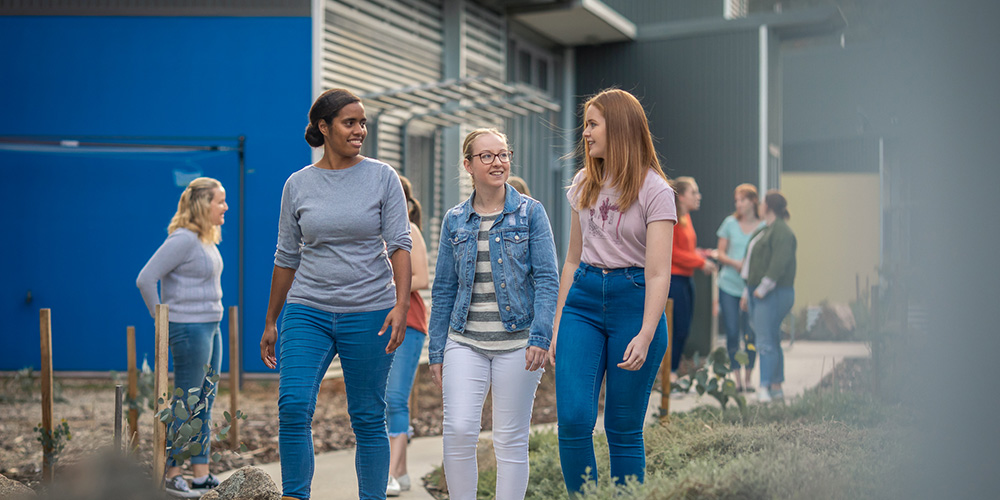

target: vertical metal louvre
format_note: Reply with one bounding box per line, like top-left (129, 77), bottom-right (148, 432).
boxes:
top-left (322, 0), bottom-right (445, 168)
top-left (463, 1), bottom-right (505, 80)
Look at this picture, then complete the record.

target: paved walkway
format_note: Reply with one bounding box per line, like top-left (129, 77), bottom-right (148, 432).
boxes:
top-left (218, 340), bottom-right (868, 499)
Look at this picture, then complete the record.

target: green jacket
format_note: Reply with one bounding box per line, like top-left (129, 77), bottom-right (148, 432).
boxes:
top-left (747, 217), bottom-right (797, 290)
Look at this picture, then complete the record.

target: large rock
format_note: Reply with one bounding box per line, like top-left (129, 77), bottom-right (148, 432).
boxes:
top-left (211, 466), bottom-right (280, 500)
top-left (0, 474), bottom-right (35, 499)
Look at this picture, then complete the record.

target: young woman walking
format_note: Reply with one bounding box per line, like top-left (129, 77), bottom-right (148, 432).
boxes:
top-left (552, 89), bottom-right (676, 494)
top-left (259, 88), bottom-right (412, 500)
top-left (428, 128), bottom-right (560, 500)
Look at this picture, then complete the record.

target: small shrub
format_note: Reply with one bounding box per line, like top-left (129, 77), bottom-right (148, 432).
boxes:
top-left (155, 368), bottom-right (247, 464)
top-left (35, 418), bottom-right (73, 468)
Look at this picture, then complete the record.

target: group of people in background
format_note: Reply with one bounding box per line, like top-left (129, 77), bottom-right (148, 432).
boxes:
top-left (135, 86), bottom-right (796, 500)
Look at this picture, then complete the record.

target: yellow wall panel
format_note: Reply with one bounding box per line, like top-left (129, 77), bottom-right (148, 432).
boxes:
top-left (781, 173), bottom-right (880, 311)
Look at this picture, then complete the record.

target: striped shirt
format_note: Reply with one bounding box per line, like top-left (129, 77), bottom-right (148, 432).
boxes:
top-left (448, 212), bottom-right (529, 354)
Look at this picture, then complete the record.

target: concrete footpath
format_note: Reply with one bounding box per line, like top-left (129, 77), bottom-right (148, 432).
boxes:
top-left (218, 340), bottom-right (868, 499)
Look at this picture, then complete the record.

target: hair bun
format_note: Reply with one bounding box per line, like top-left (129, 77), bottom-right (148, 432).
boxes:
top-left (304, 123), bottom-right (325, 147)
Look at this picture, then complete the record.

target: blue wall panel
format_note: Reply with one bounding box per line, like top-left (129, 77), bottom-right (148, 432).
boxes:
top-left (0, 16), bottom-right (312, 373)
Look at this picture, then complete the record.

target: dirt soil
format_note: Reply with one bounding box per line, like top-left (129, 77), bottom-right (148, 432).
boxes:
top-left (0, 364), bottom-right (557, 490)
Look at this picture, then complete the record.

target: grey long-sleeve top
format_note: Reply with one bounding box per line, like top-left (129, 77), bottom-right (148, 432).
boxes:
top-left (274, 159), bottom-right (412, 313)
top-left (136, 228), bottom-right (224, 323)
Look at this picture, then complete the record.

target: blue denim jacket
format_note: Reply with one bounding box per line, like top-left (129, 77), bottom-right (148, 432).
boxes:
top-left (428, 185), bottom-right (560, 365)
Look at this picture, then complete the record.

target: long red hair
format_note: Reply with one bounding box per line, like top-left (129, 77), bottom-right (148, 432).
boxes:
top-left (571, 89), bottom-right (668, 212)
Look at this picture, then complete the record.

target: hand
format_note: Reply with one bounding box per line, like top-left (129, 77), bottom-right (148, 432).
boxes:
top-left (260, 324), bottom-right (278, 369)
top-left (753, 287), bottom-right (766, 299)
top-left (712, 299), bottom-right (719, 317)
top-left (617, 333), bottom-right (653, 371)
top-left (548, 336), bottom-right (557, 367)
top-left (429, 363), bottom-right (443, 390)
top-left (740, 295), bottom-right (748, 312)
top-left (525, 346), bottom-right (547, 371)
top-left (702, 260), bottom-right (717, 274)
top-left (707, 248), bottom-right (720, 260)
top-left (379, 304), bottom-right (408, 354)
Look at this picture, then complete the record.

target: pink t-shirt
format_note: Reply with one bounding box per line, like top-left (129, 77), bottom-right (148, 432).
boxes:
top-left (567, 169), bottom-right (677, 269)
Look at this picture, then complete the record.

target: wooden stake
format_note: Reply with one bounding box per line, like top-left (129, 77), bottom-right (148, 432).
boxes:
top-left (659, 299), bottom-right (674, 422)
top-left (228, 305), bottom-right (241, 449)
top-left (39, 308), bottom-right (54, 482)
top-left (152, 304), bottom-right (169, 487)
top-left (126, 326), bottom-right (139, 451)
top-left (114, 385), bottom-right (123, 453)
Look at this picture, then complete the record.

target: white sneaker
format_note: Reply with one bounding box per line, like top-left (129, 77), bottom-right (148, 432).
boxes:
top-left (758, 387), bottom-right (772, 403)
top-left (396, 473), bottom-right (411, 492)
top-left (387, 475), bottom-right (401, 497)
top-left (771, 388), bottom-right (784, 400)
top-left (164, 475), bottom-right (201, 498)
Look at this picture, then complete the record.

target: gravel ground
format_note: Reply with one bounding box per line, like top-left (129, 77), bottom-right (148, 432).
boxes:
top-left (0, 364), bottom-right (557, 491)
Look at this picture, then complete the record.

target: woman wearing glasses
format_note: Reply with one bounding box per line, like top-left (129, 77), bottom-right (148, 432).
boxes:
top-left (428, 128), bottom-right (560, 500)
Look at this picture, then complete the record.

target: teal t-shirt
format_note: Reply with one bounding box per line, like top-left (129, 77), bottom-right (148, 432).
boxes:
top-left (716, 215), bottom-right (765, 297)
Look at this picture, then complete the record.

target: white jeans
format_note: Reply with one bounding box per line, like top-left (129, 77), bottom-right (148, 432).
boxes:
top-left (441, 340), bottom-right (543, 500)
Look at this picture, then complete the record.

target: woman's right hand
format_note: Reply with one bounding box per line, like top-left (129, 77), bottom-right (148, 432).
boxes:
top-left (740, 295), bottom-right (749, 312)
top-left (260, 324), bottom-right (278, 369)
top-left (429, 363), bottom-right (443, 390)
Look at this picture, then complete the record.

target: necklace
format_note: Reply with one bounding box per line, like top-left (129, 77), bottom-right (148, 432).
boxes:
top-left (475, 198), bottom-right (504, 214)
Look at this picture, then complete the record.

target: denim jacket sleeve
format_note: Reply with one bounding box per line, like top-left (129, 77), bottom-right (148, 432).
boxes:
top-left (526, 201), bottom-right (560, 350)
top-left (428, 212), bottom-right (458, 365)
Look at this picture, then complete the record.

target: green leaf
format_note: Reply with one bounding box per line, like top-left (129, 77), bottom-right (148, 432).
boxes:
top-left (220, 425), bottom-right (231, 435)
top-left (174, 387), bottom-right (184, 398)
top-left (174, 406), bottom-right (189, 421)
top-left (188, 443), bottom-right (202, 456)
top-left (695, 384), bottom-right (706, 396)
top-left (188, 387), bottom-right (200, 395)
top-left (722, 380), bottom-right (738, 397)
top-left (210, 374), bottom-right (221, 384)
top-left (212, 452), bottom-right (222, 462)
top-left (224, 411), bottom-right (232, 423)
top-left (157, 397), bottom-right (165, 405)
top-left (735, 351), bottom-right (750, 367)
top-left (160, 412), bottom-right (173, 423)
top-left (187, 395), bottom-right (200, 407)
top-left (190, 418), bottom-right (203, 430)
top-left (179, 423), bottom-right (194, 438)
top-left (240, 443), bottom-right (248, 453)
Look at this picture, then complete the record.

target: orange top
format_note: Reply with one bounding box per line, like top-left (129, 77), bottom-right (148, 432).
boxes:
top-left (671, 214), bottom-right (705, 276)
top-left (406, 290), bottom-right (428, 333)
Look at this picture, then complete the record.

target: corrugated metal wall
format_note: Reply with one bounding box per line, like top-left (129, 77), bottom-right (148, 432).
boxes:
top-left (575, 29), bottom-right (761, 360)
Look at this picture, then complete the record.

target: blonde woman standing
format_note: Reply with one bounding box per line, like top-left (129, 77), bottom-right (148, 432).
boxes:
top-left (713, 184), bottom-right (764, 392)
top-left (137, 177), bottom-right (228, 498)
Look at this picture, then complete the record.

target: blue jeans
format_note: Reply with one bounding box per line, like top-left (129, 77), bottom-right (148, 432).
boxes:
top-left (385, 326), bottom-right (426, 437)
top-left (667, 275), bottom-right (694, 372)
top-left (718, 289), bottom-right (756, 371)
top-left (167, 321), bottom-right (222, 467)
top-left (278, 303), bottom-right (394, 500)
top-left (749, 287), bottom-right (794, 388)
top-left (556, 264), bottom-right (667, 494)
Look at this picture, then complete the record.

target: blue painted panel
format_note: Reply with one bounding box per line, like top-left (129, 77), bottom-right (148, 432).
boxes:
top-left (1, 147), bottom-right (238, 372)
top-left (0, 16), bottom-right (313, 372)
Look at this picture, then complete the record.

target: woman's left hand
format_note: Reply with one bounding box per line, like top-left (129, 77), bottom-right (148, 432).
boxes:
top-left (379, 304), bottom-right (408, 354)
top-left (618, 333), bottom-right (653, 371)
top-left (525, 346), bottom-right (548, 371)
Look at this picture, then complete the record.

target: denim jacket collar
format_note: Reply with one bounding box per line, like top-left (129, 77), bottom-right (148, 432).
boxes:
top-left (458, 183), bottom-right (523, 222)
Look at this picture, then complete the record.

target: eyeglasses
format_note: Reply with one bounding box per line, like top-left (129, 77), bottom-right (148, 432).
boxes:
top-left (467, 151), bottom-right (513, 164)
